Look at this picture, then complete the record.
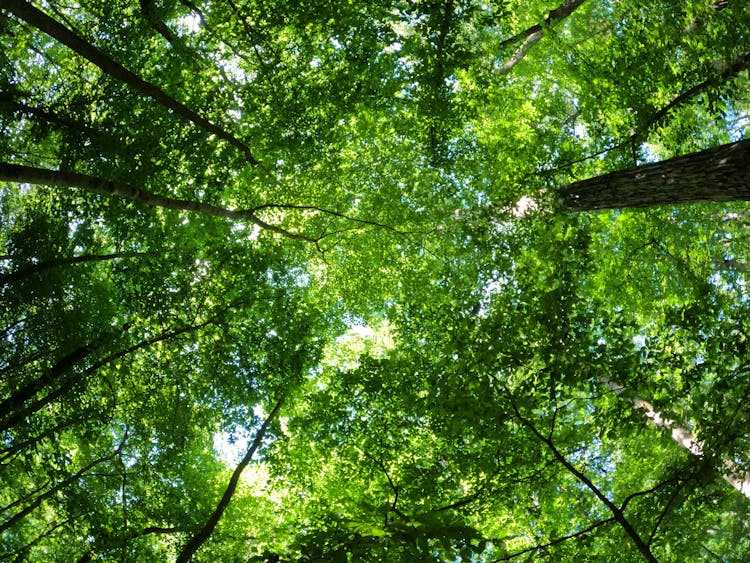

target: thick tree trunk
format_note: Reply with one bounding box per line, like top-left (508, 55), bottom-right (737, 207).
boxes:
top-left (560, 139), bottom-right (750, 211)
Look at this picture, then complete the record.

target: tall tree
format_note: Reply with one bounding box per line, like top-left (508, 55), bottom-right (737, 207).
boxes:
top-left (560, 139), bottom-right (750, 211)
top-left (3, 0), bottom-right (750, 561)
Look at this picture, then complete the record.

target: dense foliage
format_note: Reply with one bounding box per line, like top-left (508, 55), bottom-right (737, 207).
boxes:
top-left (2, 0), bottom-right (750, 560)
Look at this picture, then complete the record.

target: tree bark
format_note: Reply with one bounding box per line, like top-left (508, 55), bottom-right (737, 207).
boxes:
top-left (176, 397), bottom-right (284, 562)
top-left (498, 0), bottom-right (587, 74)
top-left (0, 163), bottom-right (315, 241)
top-left (599, 376), bottom-right (750, 500)
top-left (2, 0), bottom-right (259, 165)
top-left (560, 139), bottom-right (750, 211)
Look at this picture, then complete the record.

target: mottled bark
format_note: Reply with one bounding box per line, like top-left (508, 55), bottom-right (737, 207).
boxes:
top-left (560, 139), bottom-right (750, 211)
top-left (498, 0), bottom-right (587, 74)
top-left (600, 376), bottom-right (750, 500)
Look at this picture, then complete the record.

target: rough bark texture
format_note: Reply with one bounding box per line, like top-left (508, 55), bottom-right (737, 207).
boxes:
top-left (560, 139), bottom-right (750, 211)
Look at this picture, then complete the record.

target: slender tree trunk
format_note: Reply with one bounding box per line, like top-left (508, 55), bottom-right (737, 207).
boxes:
top-left (0, 163), bottom-right (315, 241)
top-left (499, 0), bottom-right (587, 74)
top-left (0, 446), bottom-right (121, 533)
top-left (1, 251), bottom-right (148, 284)
top-left (176, 397), bottom-right (284, 562)
top-left (2, 0), bottom-right (259, 165)
top-left (560, 139), bottom-right (750, 211)
top-left (600, 376), bottom-right (750, 500)
top-left (0, 322), bottom-right (131, 419)
top-left (0, 312), bottom-right (226, 432)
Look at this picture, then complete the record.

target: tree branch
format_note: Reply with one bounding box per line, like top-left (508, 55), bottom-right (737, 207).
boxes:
top-left (176, 397), bottom-right (284, 562)
top-left (2, 0), bottom-right (260, 165)
top-left (1, 251), bottom-right (149, 284)
top-left (0, 306), bottom-right (231, 432)
top-left (639, 49), bottom-right (750, 138)
top-left (507, 394), bottom-right (658, 562)
top-left (354, 445), bottom-right (408, 523)
top-left (598, 375), bottom-right (750, 500)
top-left (0, 433), bottom-right (127, 533)
top-left (498, 0), bottom-right (587, 74)
top-left (493, 517), bottom-right (616, 561)
top-left (0, 163), bottom-right (316, 241)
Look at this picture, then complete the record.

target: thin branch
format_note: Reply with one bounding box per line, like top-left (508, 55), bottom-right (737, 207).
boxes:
top-left (3, 0), bottom-right (260, 165)
top-left (0, 321), bottom-right (133, 422)
top-left (492, 517), bottom-right (616, 561)
top-left (0, 305), bottom-right (232, 432)
top-left (647, 478), bottom-right (687, 546)
top-left (639, 49), bottom-right (750, 138)
top-left (176, 397), bottom-right (284, 562)
top-left (138, 0), bottom-right (182, 49)
top-left (1, 251), bottom-right (149, 284)
top-left (354, 445), bottom-right (408, 523)
top-left (599, 375), bottom-right (750, 500)
top-left (0, 517), bottom-right (72, 562)
top-left (0, 433), bottom-right (127, 533)
top-left (248, 203), bottom-right (413, 235)
top-left (506, 392), bottom-right (658, 562)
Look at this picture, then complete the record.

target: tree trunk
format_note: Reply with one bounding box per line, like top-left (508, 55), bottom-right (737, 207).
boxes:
top-left (498, 0), bottom-right (587, 74)
top-left (599, 376), bottom-right (750, 500)
top-left (560, 139), bottom-right (750, 211)
top-left (3, 0), bottom-right (259, 165)
top-left (0, 163), bottom-right (314, 241)
top-left (176, 397), bottom-right (284, 562)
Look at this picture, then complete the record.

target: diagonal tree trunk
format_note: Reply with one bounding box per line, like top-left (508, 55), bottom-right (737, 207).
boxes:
top-left (0, 441), bottom-right (124, 533)
top-left (0, 309), bottom-right (229, 433)
top-left (176, 397), bottom-right (284, 562)
top-left (0, 321), bottom-right (132, 419)
top-left (560, 139), bottom-right (750, 211)
top-left (0, 163), bottom-right (315, 241)
top-left (0, 163), bottom-right (400, 241)
top-left (599, 376), bottom-right (750, 500)
top-left (1, 251), bottom-right (148, 284)
top-left (2, 0), bottom-right (260, 165)
top-left (498, 0), bottom-right (587, 74)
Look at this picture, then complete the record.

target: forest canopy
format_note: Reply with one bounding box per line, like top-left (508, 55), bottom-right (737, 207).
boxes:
top-left (2, 0), bottom-right (750, 561)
